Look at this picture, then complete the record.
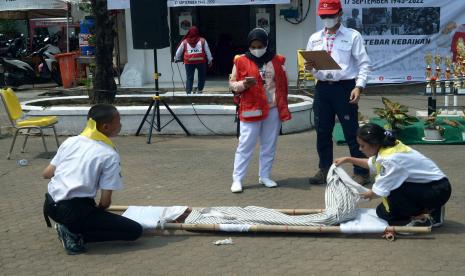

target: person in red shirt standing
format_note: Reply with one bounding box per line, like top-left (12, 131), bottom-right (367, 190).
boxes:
top-left (175, 26), bottom-right (213, 94)
top-left (229, 28), bottom-right (291, 193)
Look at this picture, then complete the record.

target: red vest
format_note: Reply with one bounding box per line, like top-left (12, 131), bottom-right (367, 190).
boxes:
top-left (234, 54), bottom-right (291, 123)
top-left (183, 38), bottom-right (207, 64)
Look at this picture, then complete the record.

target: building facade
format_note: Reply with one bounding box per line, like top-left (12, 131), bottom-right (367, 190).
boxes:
top-left (119, 1), bottom-right (317, 88)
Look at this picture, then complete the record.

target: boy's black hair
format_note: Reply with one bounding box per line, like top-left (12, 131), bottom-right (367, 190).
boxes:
top-left (87, 104), bottom-right (118, 125)
top-left (357, 123), bottom-right (397, 148)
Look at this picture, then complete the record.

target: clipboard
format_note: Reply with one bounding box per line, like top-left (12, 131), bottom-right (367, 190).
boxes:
top-left (299, 50), bottom-right (341, 70)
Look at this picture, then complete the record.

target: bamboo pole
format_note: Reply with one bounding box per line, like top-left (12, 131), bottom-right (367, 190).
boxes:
top-left (108, 205), bottom-right (325, 215)
top-left (156, 223), bottom-right (431, 234)
top-left (108, 206), bottom-right (431, 234)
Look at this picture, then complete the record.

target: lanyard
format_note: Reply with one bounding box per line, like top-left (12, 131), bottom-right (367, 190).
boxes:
top-left (325, 31), bottom-right (336, 55)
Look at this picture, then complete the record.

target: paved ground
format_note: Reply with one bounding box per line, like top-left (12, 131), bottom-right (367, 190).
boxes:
top-left (1, 91), bottom-right (465, 275)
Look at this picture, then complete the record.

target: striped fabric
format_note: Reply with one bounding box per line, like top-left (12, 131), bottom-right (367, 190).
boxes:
top-left (185, 165), bottom-right (369, 226)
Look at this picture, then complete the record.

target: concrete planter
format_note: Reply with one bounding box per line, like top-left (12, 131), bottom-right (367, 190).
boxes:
top-left (423, 128), bottom-right (444, 141)
top-left (21, 93), bottom-right (314, 136)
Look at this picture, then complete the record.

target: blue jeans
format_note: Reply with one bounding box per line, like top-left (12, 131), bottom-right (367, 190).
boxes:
top-left (313, 79), bottom-right (368, 175)
top-left (185, 63), bottom-right (207, 94)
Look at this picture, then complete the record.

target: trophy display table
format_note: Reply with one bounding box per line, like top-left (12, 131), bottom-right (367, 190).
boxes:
top-left (333, 117), bottom-right (465, 145)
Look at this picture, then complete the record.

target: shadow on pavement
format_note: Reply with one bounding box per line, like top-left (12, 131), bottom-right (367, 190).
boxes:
top-left (276, 177), bottom-right (313, 190)
top-left (430, 220), bottom-right (465, 235)
top-left (85, 235), bottom-right (189, 256)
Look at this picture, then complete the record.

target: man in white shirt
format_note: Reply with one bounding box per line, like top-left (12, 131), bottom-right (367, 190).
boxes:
top-left (43, 104), bottom-right (142, 255)
top-left (306, 0), bottom-right (371, 185)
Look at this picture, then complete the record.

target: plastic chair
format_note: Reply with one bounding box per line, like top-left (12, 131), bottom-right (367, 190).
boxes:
top-left (0, 88), bottom-right (59, 159)
top-left (296, 49), bottom-right (315, 90)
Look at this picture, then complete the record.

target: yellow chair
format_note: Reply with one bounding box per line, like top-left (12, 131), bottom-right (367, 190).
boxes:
top-left (297, 49), bottom-right (315, 90)
top-left (0, 88), bottom-right (59, 159)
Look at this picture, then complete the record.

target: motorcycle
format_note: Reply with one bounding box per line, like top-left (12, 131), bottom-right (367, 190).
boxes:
top-left (0, 35), bottom-right (62, 88)
top-left (0, 34), bottom-right (27, 58)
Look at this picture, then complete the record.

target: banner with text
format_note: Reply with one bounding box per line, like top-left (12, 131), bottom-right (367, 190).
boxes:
top-left (168, 0), bottom-right (289, 7)
top-left (317, 0), bottom-right (465, 83)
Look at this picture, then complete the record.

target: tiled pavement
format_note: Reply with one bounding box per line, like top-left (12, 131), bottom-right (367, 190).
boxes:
top-left (1, 93), bottom-right (465, 275)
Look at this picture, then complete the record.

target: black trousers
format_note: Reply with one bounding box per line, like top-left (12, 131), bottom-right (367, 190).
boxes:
top-left (44, 194), bottom-right (143, 243)
top-left (376, 178), bottom-right (452, 223)
top-left (313, 79), bottom-right (368, 175)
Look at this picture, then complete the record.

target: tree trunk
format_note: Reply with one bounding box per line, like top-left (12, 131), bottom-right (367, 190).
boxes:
top-left (89, 0), bottom-right (116, 104)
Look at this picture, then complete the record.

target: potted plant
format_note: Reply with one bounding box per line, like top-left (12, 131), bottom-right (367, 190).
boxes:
top-left (373, 97), bottom-right (419, 132)
top-left (424, 112), bottom-right (445, 141)
top-left (358, 111), bottom-right (369, 126)
top-left (443, 118), bottom-right (465, 140)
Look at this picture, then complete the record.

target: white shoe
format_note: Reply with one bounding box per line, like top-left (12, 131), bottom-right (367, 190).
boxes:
top-left (259, 177), bottom-right (278, 188)
top-left (231, 181), bottom-right (243, 193)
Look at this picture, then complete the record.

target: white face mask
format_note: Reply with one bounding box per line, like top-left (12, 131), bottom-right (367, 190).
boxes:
top-left (250, 47), bottom-right (267, 58)
top-left (322, 17), bottom-right (339, 29)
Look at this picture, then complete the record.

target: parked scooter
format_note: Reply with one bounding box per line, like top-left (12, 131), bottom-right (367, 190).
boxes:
top-left (0, 34), bottom-right (27, 58)
top-left (0, 35), bottom-right (62, 88)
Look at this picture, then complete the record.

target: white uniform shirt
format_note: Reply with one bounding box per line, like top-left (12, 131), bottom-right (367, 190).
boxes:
top-left (368, 149), bottom-right (446, 197)
top-left (47, 135), bottom-right (123, 202)
top-left (306, 24), bottom-right (371, 88)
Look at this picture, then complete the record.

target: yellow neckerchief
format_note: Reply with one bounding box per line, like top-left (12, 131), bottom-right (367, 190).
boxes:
top-left (372, 140), bottom-right (412, 213)
top-left (80, 118), bottom-right (115, 149)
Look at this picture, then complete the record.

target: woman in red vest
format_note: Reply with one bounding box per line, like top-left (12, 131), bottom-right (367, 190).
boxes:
top-left (175, 26), bottom-right (213, 94)
top-left (229, 28), bottom-right (291, 193)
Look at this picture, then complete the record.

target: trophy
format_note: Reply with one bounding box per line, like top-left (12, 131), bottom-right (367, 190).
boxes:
top-left (457, 38), bottom-right (465, 95)
top-left (444, 56), bottom-right (452, 94)
top-left (424, 53), bottom-right (433, 95)
top-left (434, 54), bottom-right (443, 94)
top-left (453, 59), bottom-right (461, 92)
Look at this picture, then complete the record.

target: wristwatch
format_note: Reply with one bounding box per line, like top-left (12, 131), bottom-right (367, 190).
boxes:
top-left (355, 86), bottom-right (364, 93)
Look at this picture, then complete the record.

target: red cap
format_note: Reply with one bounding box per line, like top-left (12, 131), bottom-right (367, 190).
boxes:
top-left (318, 0), bottom-right (342, 16)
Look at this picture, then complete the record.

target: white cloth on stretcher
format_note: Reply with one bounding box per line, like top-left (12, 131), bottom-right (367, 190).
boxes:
top-left (121, 206), bottom-right (388, 233)
top-left (120, 165), bottom-right (389, 233)
top-left (122, 206), bottom-right (188, 229)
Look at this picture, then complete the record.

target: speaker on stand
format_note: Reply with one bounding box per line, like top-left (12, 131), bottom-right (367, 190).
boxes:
top-left (130, 0), bottom-right (190, 143)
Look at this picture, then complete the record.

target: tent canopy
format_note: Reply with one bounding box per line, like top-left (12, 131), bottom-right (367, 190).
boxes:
top-left (0, 0), bottom-right (68, 19)
top-left (107, 0), bottom-right (289, 10)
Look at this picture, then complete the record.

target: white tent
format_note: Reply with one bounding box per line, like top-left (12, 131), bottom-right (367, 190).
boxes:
top-left (0, 0), bottom-right (68, 19)
top-left (107, 0), bottom-right (289, 10)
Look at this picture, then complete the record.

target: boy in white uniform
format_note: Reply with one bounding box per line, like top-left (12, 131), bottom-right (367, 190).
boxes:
top-left (43, 104), bottom-right (142, 255)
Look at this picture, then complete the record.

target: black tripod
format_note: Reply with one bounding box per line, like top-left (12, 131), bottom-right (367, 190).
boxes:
top-left (135, 49), bottom-right (190, 143)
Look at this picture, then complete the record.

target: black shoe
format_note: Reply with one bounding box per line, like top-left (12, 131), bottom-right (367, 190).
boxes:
top-left (405, 216), bottom-right (433, 227)
top-left (430, 205), bottom-right (445, 227)
top-left (309, 168), bottom-right (329, 185)
top-left (351, 174), bottom-right (371, 186)
top-left (55, 224), bottom-right (87, 255)
top-left (397, 216), bottom-right (432, 235)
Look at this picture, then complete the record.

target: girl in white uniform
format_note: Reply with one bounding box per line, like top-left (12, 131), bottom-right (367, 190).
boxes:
top-left (334, 123), bottom-right (452, 227)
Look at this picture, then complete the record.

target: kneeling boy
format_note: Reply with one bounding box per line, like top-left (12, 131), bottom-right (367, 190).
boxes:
top-left (43, 104), bottom-right (143, 255)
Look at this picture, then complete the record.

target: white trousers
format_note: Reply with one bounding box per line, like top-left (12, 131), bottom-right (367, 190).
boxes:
top-left (232, 108), bottom-right (281, 182)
